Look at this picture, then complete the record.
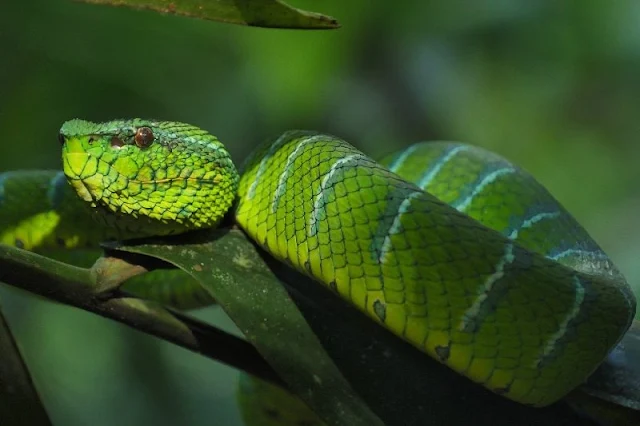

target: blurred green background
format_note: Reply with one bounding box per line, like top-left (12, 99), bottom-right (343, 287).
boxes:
top-left (1, 1), bottom-right (640, 425)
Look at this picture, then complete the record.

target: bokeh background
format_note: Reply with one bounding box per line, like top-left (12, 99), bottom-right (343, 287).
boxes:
top-left (2, 1), bottom-right (640, 425)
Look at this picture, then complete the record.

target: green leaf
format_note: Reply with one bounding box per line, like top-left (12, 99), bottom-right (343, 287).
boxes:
top-left (108, 228), bottom-right (383, 426)
top-left (74, 0), bottom-right (340, 29)
top-left (0, 302), bottom-right (52, 426)
top-left (566, 320), bottom-right (640, 425)
top-left (583, 320), bottom-right (640, 409)
top-left (110, 228), bottom-right (599, 426)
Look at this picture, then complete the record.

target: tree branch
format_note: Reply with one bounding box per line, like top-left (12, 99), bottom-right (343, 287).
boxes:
top-left (0, 243), bottom-right (283, 388)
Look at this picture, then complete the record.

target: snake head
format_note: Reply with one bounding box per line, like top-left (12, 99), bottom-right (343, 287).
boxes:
top-left (59, 119), bottom-right (238, 237)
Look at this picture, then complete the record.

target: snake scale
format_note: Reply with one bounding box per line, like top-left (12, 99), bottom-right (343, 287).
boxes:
top-left (0, 119), bottom-right (636, 421)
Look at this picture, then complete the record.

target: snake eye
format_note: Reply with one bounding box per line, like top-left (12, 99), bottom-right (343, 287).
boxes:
top-left (58, 132), bottom-right (65, 145)
top-left (110, 136), bottom-right (125, 148)
top-left (134, 127), bottom-right (154, 148)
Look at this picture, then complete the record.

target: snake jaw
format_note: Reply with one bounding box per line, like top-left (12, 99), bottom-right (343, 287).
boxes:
top-left (67, 178), bottom-right (94, 205)
top-left (61, 139), bottom-right (97, 205)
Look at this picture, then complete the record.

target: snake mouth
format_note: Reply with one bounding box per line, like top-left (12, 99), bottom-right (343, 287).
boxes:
top-left (70, 176), bottom-right (98, 205)
top-left (126, 176), bottom-right (224, 186)
top-left (63, 138), bottom-right (221, 195)
top-left (63, 153), bottom-right (229, 234)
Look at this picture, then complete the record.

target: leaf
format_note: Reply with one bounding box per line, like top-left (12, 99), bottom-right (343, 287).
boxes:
top-left (584, 320), bottom-right (640, 409)
top-left (2, 229), bottom-right (634, 425)
top-left (110, 228), bottom-right (597, 426)
top-left (566, 320), bottom-right (640, 425)
top-left (74, 0), bottom-right (340, 29)
top-left (108, 228), bottom-right (383, 426)
top-left (0, 302), bottom-right (52, 426)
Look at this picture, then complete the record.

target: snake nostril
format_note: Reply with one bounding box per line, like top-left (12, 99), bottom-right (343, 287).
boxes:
top-left (58, 132), bottom-right (65, 145)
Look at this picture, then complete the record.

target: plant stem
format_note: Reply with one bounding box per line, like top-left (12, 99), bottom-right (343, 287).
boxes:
top-left (0, 244), bottom-right (283, 388)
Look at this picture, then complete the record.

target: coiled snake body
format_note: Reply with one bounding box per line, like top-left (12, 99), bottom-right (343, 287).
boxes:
top-left (0, 119), bottom-right (635, 415)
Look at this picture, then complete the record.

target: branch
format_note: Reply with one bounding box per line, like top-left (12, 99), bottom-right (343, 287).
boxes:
top-left (0, 243), bottom-right (283, 387)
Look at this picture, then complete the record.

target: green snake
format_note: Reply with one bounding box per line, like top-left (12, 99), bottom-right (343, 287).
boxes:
top-left (0, 119), bottom-right (636, 420)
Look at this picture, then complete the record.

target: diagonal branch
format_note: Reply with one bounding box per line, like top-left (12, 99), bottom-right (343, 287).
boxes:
top-left (0, 243), bottom-right (283, 388)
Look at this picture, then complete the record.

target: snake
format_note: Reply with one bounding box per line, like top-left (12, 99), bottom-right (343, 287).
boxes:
top-left (0, 119), bottom-right (636, 422)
